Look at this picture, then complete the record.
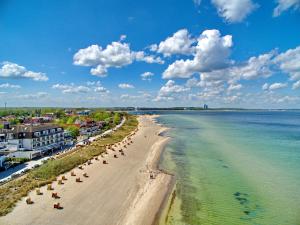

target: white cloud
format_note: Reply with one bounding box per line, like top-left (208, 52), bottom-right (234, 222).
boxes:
top-left (18, 92), bottom-right (48, 99)
top-left (118, 83), bottom-right (135, 89)
top-left (74, 40), bottom-right (163, 77)
top-left (0, 62), bottom-right (48, 81)
top-left (232, 52), bottom-right (275, 80)
top-left (120, 92), bottom-right (152, 101)
top-left (120, 34), bottom-right (127, 41)
top-left (90, 65), bottom-right (108, 77)
top-left (228, 83), bottom-right (242, 92)
top-left (211, 0), bottom-right (258, 23)
top-left (273, 0), bottom-right (300, 17)
top-left (292, 80), bottom-right (300, 89)
top-left (0, 83), bottom-right (21, 89)
top-left (163, 29), bottom-right (233, 79)
top-left (94, 86), bottom-right (109, 93)
top-left (269, 82), bottom-right (288, 90)
top-left (155, 29), bottom-right (195, 57)
top-left (141, 72), bottom-right (154, 81)
top-left (273, 46), bottom-right (300, 81)
top-left (262, 83), bottom-right (269, 90)
top-left (134, 51), bottom-right (164, 64)
top-left (52, 83), bottom-right (90, 94)
top-left (154, 80), bottom-right (190, 101)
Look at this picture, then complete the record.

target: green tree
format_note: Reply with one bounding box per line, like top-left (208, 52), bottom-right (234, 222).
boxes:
top-left (66, 126), bottom-right (79, 139)
top-left (113, 113), bottom-right (121, 125)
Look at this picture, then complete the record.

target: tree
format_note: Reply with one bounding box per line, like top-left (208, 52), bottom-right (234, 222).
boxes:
top-left (67, 126), bottom-right (79, 139)
top-left (113, 113), bottom-right (121, 125)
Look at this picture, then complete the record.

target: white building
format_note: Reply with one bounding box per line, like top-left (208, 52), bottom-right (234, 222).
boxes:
top-left (2, 124), bottom-right (64, 159)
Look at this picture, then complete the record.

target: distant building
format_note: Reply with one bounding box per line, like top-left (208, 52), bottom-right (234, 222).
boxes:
top-left (204, 104), bottom-right (208, 110)
top-left (77, 110), bottom-right (91, 116)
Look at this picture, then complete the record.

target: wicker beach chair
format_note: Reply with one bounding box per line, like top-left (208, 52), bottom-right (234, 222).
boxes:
top-left (26, 197), bottom-right (33, 204)
top-left (53, 202), bottom-right (63, 209)
top-left (52, 192), bottom-right (60, 199)
top-left (36, 189), bottom-right (42, 195)
top-left (47, 184), bottom-right (53, 190)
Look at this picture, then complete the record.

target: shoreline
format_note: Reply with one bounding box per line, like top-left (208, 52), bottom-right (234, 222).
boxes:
top-left (0, 115), bottom-right (175, 225)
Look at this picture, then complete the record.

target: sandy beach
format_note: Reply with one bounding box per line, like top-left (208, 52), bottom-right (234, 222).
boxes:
top-left (0, 115), bottom-right (173, 225)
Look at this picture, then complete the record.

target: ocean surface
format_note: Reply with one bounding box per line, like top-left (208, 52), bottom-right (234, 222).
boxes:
top-left (152, 110), bottom-right (300, 225)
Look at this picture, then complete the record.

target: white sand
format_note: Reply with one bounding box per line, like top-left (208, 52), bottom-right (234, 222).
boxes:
top-left (0, 115), bottom-right (173, 225)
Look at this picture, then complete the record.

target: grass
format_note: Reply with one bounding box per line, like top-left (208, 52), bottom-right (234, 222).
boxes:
top-left (0, 114), bottom-right (138, 217)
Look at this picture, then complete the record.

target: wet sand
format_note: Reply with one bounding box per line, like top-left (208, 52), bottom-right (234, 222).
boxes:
top-left (0, 115), bottom-right (173, 225)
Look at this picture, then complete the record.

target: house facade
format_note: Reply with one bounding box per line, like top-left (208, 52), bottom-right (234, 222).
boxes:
top-left (0, 124), bottom-right (64, 158)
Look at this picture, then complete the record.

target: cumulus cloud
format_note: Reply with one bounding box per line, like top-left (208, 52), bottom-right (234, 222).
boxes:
top-left (273, 0), bottom-right (300, 17)
top-left (163, 29), bottom-right (233, 79)
top-left (268, 82), bottom-right (288, 90)
top-left (94, 86), bottom-right (109, 93)
top-left (292, 80), bottom-right (300, 89)
top-left (262, 83), bottom-right (269, 90)
top-left (73, 40), bottom-right (163, 77)
top-left (154, 80), bottom-right (190, 101)
top-left (211, 0), bottom-right (258, 23)
top-left (141, 72), bottom-right (154, 81)
top-left (231, 52), bottom-right (275, 80)
top-left (118, 83), bottom-right (135, 89)
top-left (228, 83), bottom-right (242, 92)
top-left (273, 46), bottom-right (300, 81)
top-left (52, 83), bottom-right (90, 94)
top-left (0, 83), bottom-right (21, 89)
top-left (153, 29), bottom-right (195, 57)
top-left (0, 62), bottom-right (48, 81)
top-left (134, 51), bottom-right (164, 64)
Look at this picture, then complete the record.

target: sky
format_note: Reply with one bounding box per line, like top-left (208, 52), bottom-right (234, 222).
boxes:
top-left (0, 0), bottom-right (300, 108)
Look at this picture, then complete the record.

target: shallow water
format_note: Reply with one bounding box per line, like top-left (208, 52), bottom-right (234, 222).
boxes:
top-left (155, 111), bottom-right (300, 225)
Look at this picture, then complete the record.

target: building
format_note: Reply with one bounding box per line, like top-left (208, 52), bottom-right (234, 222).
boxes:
top-left (0, 124), bottom-right (64, 159)
top-left (77, 110), bottom-right (91, 116)
top-left (204, 104), bottom-right (208, 110)
top-left (79, 120), bottom-right (103, 137)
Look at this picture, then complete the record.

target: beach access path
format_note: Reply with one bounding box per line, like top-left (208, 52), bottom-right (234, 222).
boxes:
top-left (0, 115), bottom-right (173, 225)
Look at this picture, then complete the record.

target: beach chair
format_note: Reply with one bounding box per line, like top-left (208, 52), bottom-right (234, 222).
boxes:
top-left (87, 160), bottom-right (92, 165)
top-left (26, 197), bottom-right (33, 204)
top-left (53, 202), bottom-right (63, 209)
top-left (103, 160), bottom-right (107, 164)
top-left (62, 175), bottom-right (67, 180)
top-left (47, 184), bottom-right (53, 190)
top-left (36, 189), bottom-right (42, 195)
top-left (150, 173), bottom-right (154, 179)
top-left (58, 180), bottom-right (63, 185)
top-left (94, 157), bottom-right (98, 160)
top-left (78, 165), bottom-right (83, 170)
top-left (76, 177), bottom-right (81, 182)
top-left (52, 192), bottom-right (60, 199)
top-left (71, 171), bottom-right (76, 176)
top-left (114, 154), bottom-right (118, 158)
top-left (118, 149), bottom-right (123, 153)
top-left (83, 173), bottom-right (88, 178)
top-left (121, 152), bottom-right (125, 156)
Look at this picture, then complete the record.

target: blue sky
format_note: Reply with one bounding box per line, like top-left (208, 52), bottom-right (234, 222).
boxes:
top-left (0, 0), bottom-right (300, 108)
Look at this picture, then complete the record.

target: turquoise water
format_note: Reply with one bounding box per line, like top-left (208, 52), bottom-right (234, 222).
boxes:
top-left (155, 111), bottom-right (300, 225)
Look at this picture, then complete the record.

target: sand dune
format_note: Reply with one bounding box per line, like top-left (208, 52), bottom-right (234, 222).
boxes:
top-left (0, 115), bottom-right (173, 225)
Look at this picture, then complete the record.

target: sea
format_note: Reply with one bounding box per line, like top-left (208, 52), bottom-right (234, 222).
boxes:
top-left (142, 110), bottom-right (300, 225)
